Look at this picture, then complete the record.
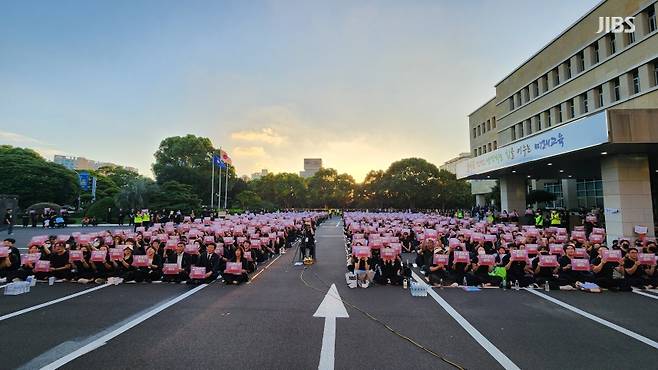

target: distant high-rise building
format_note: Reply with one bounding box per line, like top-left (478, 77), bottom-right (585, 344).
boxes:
top-left (300, 158), bottom-right (322, 178)
top-left (53, 155), bottom-right (138, 173)
top-left (251, 169), bottom-right (269, 180)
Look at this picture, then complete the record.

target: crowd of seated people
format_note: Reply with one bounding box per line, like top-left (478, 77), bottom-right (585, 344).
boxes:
top-left (342, 212), bottom-right (658, 292)
top-left (0, 212), bottom-right (328, 285)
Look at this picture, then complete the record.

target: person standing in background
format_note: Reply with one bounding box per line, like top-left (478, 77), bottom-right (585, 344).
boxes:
top-left (3, 209), bottom-right (14, 235)
top-left (118, 208), bottom-right (125, 225)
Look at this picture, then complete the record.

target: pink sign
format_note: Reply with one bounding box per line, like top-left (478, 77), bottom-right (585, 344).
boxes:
top-left (525, 244), bottom-right (539, 255)
top-left (453, 251), bottom-right (470, 264)
top-left (571, 258), bottom-right (590, 271)
top-left (601, 249), bottom-right (622, 263)
top-left (244, 251), bottom-right (253, 261)
top-left (477, 254), bottom-right (495, 266)
top-left (34, 260), bottom-right (50, 272)
top-left (574, 248), bottom-right (588, 258)
top-left (448, 238), bottom-right (461, 248)
top-left (163, 263), bottom-right (179, 275)
top-left (352, 246), bottom-right (371, 258)
top-left (91, 250), bottom-right (107, 262)
top-left (69, 250), bottom-right (84, 262)
top-left (132, 255), bottom-right (149, 267)
top-left (109, 248), bottom-right (124, 261)
top-left (589, 234), bottom-right (604, 243)
top-left (223, 237), bottom-right (235, 244)
top-left (381, 248), bottom-right (396, 261)
top-left (224, 262), bottom-right (242, 274)
top-left (511, 249), bottom-right (528, 262)
top-left (638, 253), bottom-right (657, 266)
top-left (190, 266), bottom-right (206, 279)
top-left (538, 255), bottom-right (559, 267)
top-left (549, 244), bottom-right (564, 255)
top-left (0, 246), bottom-right (8, 257)
top-left (433, 253), bottom-right (449, 265)
top-left (184, 244), bottom-right (199, 255)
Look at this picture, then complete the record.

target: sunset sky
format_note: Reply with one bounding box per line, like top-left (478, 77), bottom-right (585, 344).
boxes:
top-left (0, 0), bottom-right (598, 181)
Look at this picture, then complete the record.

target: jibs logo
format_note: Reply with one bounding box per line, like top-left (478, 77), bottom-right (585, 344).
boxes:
top-left (597, 16), bottom-right (635, 34)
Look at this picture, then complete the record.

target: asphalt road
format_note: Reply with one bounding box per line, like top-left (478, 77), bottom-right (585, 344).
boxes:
top-left (2, 217), bottom-right (658, 369)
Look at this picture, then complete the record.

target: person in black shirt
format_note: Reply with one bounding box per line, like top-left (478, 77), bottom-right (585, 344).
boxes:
top-left (0, 238), bottom-right (21, 282)
top-left (44, 242), bottom-right (72, 282)
top-left (532, 246), bottom-right (559, 289)
top-left (135, 246), bottom-right (163, 283)
top-left (591, 246), bottom-right (627, 291)
top-left (623, 247), bottom-right (653, 288)
top-left (504, 245), bottom-right (534, 287)
top-left (470, 246), bottom-right (501, 287)
top-left (189, 243), bottom-right (220, 284)
top-left (3, 209), bottom-right (14, 235)
top-left (558, 244), bottom-right (593, 288)
top-left (224, 247), bottom-right (249, 285)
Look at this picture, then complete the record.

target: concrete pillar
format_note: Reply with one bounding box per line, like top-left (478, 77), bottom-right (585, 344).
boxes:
top-left (619, 71), bottom-right (633, 99)
top-left (601, 154), bottom-right (655, 244)
top-left (573, 94), bottom-right (585, 116)
top-left (475, 194), bottom-right (486, 207)
top-left (540, 111), bottom-right (550, 130)
top-left (558, 62), bottom-right (569, 83)
top-left (548, 69), bottom-right (558, 89)
top-left (586, 89), bottom-right (598, 110)
top-left (598, 36), bottom-right (611, 59)
top-left (521, 88), bottom-right (529, 104)
top-left (549, 106), bottom-right (559, 127)
top-left (583, 45), bottom-right (596, 68)
top-left (638, 63), bottom-right (654, 91)
top-left (561, 179), bottom-right (578, 210)
top-left (612, 33), bottom-right (623, 55)
top-left (560, 101), bottom-right (569, 122)
top-left (602, 81), bottom-right (614, 105)
top-left (531, 115), bottom-right (541, 132)
top-left (500, 175), bottom-right (527, 213)
top-left (635, 11), bottom-right (650, 37)
top-left (570, 55), bottom-right (580, 75)
top-left (538, 76), bottom-right (548, 94)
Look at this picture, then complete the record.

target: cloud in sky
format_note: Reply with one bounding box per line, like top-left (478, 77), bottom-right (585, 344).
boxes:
top-left (0, 130), bottom-right (65, 160)
top-left (231, 127), bottom-right (287, 145)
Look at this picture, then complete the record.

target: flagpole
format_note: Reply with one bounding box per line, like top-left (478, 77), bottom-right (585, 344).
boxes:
top-left (217, 147), bottom-right (223, 212)
top-left (210, 154), bottom-right (215, 209)
top-left (224, 163), bottom-right (229, 210)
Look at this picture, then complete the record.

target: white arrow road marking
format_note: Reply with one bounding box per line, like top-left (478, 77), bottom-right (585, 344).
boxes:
top-left (314, 283), bottom-right (349, 370)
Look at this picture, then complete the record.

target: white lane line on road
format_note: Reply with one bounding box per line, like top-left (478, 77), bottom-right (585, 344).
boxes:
top-left (248, 253), bottom-right (282, 283)
top-left (40, 283), bottom-right (208, 370)
top-left (0, 284), bottom-right (110, 322)
top-left (632, 289), bottom-right (658, 300)
top-left (525, 288), bottom-right (658, 349)
top-left (411, 272), bottom-right (520, 370)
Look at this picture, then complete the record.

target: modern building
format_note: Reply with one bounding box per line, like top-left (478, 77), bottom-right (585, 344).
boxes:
top-left (457, 0), bottom-right (658, 242)
top-left (300, 158), bottom-right (322, 178)
top-left (251, 169), bottom-right (269, 180)
top-left (53, 155), bottom-right (139, 173)
top-left (441, 153), bottom-right (497, 206)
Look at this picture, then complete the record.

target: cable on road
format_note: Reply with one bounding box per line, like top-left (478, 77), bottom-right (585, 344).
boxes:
top-left (299, 267), bottom-right (467, 370)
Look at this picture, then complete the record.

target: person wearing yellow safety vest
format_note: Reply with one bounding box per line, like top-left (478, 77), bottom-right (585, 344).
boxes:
top-left (134, 211), bottom-right (143, 233)
top-left (456, 210), bottom-right (464, 219)
top-left (535, 210), bottom-right (544, 228)
top-left (550, 210), bottom-right (561, 226)
top-left (142, 210), bottom-right (150, 229)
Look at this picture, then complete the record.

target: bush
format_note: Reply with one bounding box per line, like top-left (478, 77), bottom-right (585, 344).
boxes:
top-left (85, 197), bottom-right (117, 219)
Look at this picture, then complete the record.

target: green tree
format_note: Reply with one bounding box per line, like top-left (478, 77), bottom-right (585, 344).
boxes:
top-left (114, 177), bottom-right (155, 210)
top-left (0, 145), bottom-right (79, 208)
top-left (97, 166), bottom-right (141, 188)
top-left (383, 158), bottom-right (442, 209)
top-left (152, 135), bottom-right (236, 205)
top-left (85, 197), bottom-right (117, 219)
top-left (235, 190), bottom-right (264, 210)
top-left (148, 181), bottom-right (201, 212)
top-left (307, 168), bottom-right (355, 208)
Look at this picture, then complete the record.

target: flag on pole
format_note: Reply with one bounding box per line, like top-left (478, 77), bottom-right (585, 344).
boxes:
top-left (219, 150), bottom-right (232, 165)
top-left (212, 154), bottom-right (226, 169)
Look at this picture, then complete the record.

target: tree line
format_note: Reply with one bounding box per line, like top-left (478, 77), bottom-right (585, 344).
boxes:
top-left (0, 134), bottom-right (474, 216)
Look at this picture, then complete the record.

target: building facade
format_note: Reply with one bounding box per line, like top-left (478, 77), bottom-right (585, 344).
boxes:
top-left (441, 152), bottom-right (496, 206)
top-left (300, 158), bottom-right (322, 178)
top-left (458, 0), bottom-right (658, 242)
top-left (53, 155), bottom-right (139, 173)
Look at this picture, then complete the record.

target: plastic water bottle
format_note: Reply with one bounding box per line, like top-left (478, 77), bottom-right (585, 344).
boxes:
top-left (514, 280), bottom-right (520, 291)
top-left (403, 278), bottom-right (408, 289)
top-left (501, 279), bottom-right (507, 289)
top-left (544, 280), bottom-right (550, 292)
top-left (48, 276), bottom-right (55, 286)
top-left (439, 278), bottom-right (444, 289)
top-left (463, 276), bottom-right (468, 287)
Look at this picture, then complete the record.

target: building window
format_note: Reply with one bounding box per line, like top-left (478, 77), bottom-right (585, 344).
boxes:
top-left (535, 115), bottom-right (541, 131)
top-left (565, 60), bottom-right (572, 79)
top-left (511, 127), bottom-right (516, 141)
top-left (477, 125), bottom-right (481, 136)
top-left (533, 81), bottom-right (539, 97)
top-left (557, 104), bottom-right (563, 123)
top-left (478, 147), bottom-right (482, 156)
top-left (627, 31), bottom-right (635, 45)
top-left (493, 141), bottom-right (497, 149)
top-left (577, 179), bottom-right (604, 208)
top-left (487, 119), bottom-right (491, 131)
top-left (473, 149), bottom-right (477, 157)
top-left (488, 143), bottom-right (492, 152)
top-left (581, 93), bottom-right (588, 113)
top-left (473, 127), bottom-right (476, 138)
top-left (543, 182), bottom-right (564, 208)
top-left (654, 60), bottom-right (658, 86)
top-left (553, 68), bottom-right (560, 86)
top-left (578, 51), bottom-right (585, 72)
top-left (613, 77), bottom-right (620, 101)
top-left (649, 6), bottom-right (657, 33)
top-left (509, 97), bottom-right (514, 111)
top-left (632, 69), bottom-right (640, 94)
top-left (526, 120), bottom-right (532, 136)
top-left (609, 33), bottom-right (616, 54)
top-left (593, 42), bottom-right (599, 63)
top-left (492, 117), bottom-right (496, 128)
top-left (518, 122), bottom-right (524, 137)
top-left (568, 99), bottom-right (575, 119)
top-left (546, 110), bottom-right (552, 127)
